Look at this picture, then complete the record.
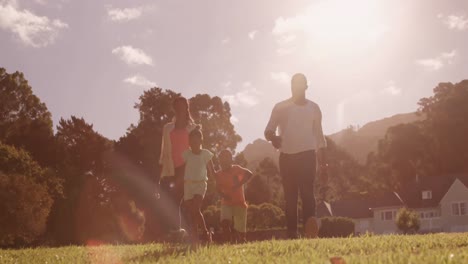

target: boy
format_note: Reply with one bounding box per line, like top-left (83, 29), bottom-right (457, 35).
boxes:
top-left (216, 149), bottom-right (253, 243)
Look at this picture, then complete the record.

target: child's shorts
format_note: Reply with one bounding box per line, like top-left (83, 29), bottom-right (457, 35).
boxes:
top-left (184, 181), bottom-right (207, 201)
top-left (221, 205), bottom-right (247, 233)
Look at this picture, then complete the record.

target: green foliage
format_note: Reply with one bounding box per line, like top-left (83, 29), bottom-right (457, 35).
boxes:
top-left (0, 172), bottom-right (53, 247)
top-left (367, 80), bottom-right (468, 195)
top-left (204, 203), bottom-right (285, 231)
top-left (203, 205), bottom-right (221, 231)
top-left (318, 217), bottom-right (355, 238)
top-left (396, 208), bottom-right (420, 234)
top-left (245, 175), bottom-right (270, 205)
top-left (49, 116), bottom-right (113, 244)
top-left (0, 68), bottom-right (55, 167)
top-left (247, 203), bottom-right (285, 230)
top-left (189, 94), bottom-right (241, 154)
top-left (321, 138), bottom-right (366, 202)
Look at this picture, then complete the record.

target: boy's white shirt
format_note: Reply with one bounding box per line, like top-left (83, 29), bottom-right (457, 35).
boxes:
top-left (159, 120), bottom-right (197, 178)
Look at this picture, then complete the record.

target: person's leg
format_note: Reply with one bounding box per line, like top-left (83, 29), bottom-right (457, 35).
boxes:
top-left (192, 194), bottom-right (211, 243)
top-left (159, 176), bottom-right (179, 233)
top-left (232, 206), bottom-right (247, 243)
top-left (297, 151), bottom-right (318, 238)
top-left (174, 165), bottom-right (187, 231)
top-left (279, 153), bottom-right (299, 239)
top-left (220, 205), bottom-right (233, 243)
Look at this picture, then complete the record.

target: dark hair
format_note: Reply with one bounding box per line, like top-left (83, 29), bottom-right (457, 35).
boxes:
top-left (172, 96), bottom-right (193, 123)
top-left (219, 149), bottom-right (232, 158)
top-left (189, 125), bottom-right (203, 139)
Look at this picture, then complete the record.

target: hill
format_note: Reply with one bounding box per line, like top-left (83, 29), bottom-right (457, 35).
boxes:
top-left (328, 112), bottom-right (424, 163)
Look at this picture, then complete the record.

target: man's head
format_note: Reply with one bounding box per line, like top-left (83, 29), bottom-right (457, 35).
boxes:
top-left (291, 73), bottom-right (308, 100)
top-left (219, 149), bottom-right (233, 171)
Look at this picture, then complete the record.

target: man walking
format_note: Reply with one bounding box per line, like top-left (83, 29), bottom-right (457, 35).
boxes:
top-left (264, 73), bottom-right (328, 239)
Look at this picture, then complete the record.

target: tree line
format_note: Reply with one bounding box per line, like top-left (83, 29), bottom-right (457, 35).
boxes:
top-left (1, 67), bottom-right (467, 247)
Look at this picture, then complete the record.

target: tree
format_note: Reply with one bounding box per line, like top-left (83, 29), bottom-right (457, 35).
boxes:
top-left (49, 116), bottom-right (113, 244)
top-left (418, 80), bottom-right (468, 173)
top-left (0, 68), bottom-right (55, 167)
top-left (0, 142), bottom-right (54, 247)
top-left (321, 138), bottom-right (367, 202)
top-left (245, 175), bottom-right (270, 205)
top-left (396, 207), bottom-right (420, 234)
top-left (366, 123), bottom-right (432, 192)
top-left (189, 95), bottom-right (241, 154)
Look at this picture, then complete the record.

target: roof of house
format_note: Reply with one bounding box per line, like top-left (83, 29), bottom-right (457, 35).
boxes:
top-left (403, 173), bottom-right (468, 209)
top-left (324, 192), bottom-right (404, 219)
top-left (319, 174), bottom-right (468, 219)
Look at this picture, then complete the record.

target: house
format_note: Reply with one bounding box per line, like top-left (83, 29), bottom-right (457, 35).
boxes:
top-left (321, 174), bottom-right (468, 234)
top-left (321, 192), bottom-right (404, 235)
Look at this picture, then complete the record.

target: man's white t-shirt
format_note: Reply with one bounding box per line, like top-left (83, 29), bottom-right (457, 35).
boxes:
top-left (264, 98), bottom-right (327, 154)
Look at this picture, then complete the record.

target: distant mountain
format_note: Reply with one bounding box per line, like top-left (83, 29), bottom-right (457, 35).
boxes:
top-left (241, 112), bottom-right (424, 166)
top-left (328, 112), bottom-right (424, 163)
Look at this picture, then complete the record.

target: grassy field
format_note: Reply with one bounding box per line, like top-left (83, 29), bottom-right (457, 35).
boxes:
top-left (1, 233), bottom-right (467, 264)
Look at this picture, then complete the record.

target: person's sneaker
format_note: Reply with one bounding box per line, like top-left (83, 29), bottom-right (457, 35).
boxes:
top-left (304, 217), bottom-right (319, 238)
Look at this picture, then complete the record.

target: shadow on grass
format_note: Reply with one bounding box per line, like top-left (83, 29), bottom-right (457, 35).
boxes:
top-left (125, 244), bottom-right (191, 262)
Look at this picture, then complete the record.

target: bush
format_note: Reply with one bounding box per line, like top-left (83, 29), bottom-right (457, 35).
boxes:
top-left (0, 172), bottom-right (53, 247)
top-left (203, 205), bottom-right (221, 231)
top-left (0, 142), bottom-right (55, 247)
top-left (396, 208), bottom-right (420, 234)
top-left (247, 203), bottom-right (285, 230)
top-left (203, 203), bottom-right (285, 231)
top-left (319, 217), bottom-right (355, 238)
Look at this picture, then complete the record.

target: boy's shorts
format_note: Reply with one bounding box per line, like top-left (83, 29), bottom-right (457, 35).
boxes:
top-left (184, 181), bottom-right (207, 201)
top-left (221, 205), bottom-right (247, 233)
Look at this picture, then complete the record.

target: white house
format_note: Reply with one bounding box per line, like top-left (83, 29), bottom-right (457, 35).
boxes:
top-left (320, 174), bottom-right (468, 234)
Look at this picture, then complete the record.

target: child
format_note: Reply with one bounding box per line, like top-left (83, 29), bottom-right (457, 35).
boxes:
top-left (182, 126), bottom-right (214, 245)
top-left (216, 149), bottom-right (253, 243)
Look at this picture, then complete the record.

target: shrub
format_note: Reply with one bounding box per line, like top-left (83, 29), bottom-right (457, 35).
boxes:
top-left (396, 208), bottom-right (420, 234)
top-left (0, 172), bottom-right (53, 247)
top-left (203, 205), bottom-right (221, 231)
top-left (247, 203), bottom-right (285, 230)
top-left (319, 217), bottom-right (355, 238)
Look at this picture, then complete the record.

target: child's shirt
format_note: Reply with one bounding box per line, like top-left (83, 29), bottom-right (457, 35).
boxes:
top-left (215, 165), bottom-right (248, 208)
top-left (182, 149), bottom-right (213, 181)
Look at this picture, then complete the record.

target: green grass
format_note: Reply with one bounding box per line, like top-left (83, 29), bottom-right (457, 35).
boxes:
top-left (1, 233), bottom-right (467, 264)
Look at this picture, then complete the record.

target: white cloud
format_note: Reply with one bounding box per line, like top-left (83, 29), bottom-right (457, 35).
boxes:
top-left (0, 2), bottom-right (68, 47)
top-left (223, 83), bottom-right (260, 107)
top-left (248, 30), bottom-right (258, 40)
top-left (230, 115), bottom-right (239, 124)
top-left (242, 81), bottom-right (252, 88)
top-left (124, 75), bottom-right (156, 87)
top-left (221, 37), bottom-right (230, 44)
top-left (383, 81), bottom-right (401, 96)
top-left (441, 14), bottom-right (468, 30)
top-left (270, 72), bottom-right (290, 84)
top-left (416, 50), bottom-right (457, 71)
top-left (221, 81), bottom-right (232, 89)
top-left (112, 45), bottom-right (153, 66)
top-left (108, 7), bottom-right (143, 22)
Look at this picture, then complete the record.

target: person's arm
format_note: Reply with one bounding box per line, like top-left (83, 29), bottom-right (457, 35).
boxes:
top-left (233, 167), bottom-right (253, 189)
top-left (314, 107), bottom-right (328, 183)
top-left (314, 106), bottom-right (327, 167)
top-left (264, 105), bottom-right (282, 149)
top-left (207, 159), bottom-right (216, 180)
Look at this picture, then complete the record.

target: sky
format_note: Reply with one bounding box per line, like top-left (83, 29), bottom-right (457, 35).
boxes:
top-left (1, 0), bottom-right (468, 151)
